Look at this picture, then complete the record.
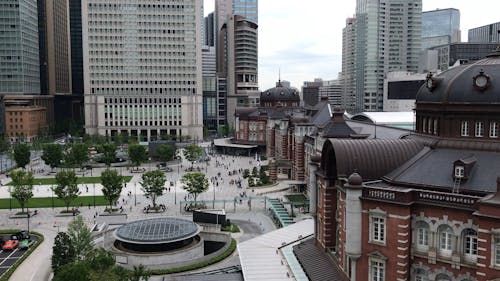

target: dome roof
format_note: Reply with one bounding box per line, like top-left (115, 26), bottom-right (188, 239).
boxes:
top-left (260, 81), bottom-right (300, 102)
top-left (416, 48), bottom-right (500, 104)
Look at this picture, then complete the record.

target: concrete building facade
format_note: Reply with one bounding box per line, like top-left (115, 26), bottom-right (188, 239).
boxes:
top-left (69, 0), bottom-right (84, 95)
top-left (82, 0), bottom-right (203, 141)
top-left (383, 71), bottom-right (426, 112)
top-left (341, 17), bottom-right (357, 112)
top-left (217, 15), bottom-right (258, 129)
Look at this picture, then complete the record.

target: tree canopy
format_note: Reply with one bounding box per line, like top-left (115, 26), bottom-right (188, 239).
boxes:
top-left (97, 143), bottom-right (117, 167)
top-left (180, 172), bottom-right (209, 203)
top-left (128, 144), bottom-right (147, 169)
top-left (54, 170), bottom-right (80, 211)
top-left (13, 143), bottom-right (30, 168)
top-left (100, 169), bottom-right (123, 211)
top-left (156, 144), bottom-right (175, 162)
top-left (66, 143), bottom-right (89, 168)
top-left (52, 232), bottom-right (75, 274)
top-left (42, 144), bottom-right (63, 170)
top-left (140, 170), bottom-right (166, 207)
top-left (67, 216), bottom-right (93, 261)
top-left (183, 144), bottom-right (203, 163)
top-left (9, 169), bottom-right (34, 213)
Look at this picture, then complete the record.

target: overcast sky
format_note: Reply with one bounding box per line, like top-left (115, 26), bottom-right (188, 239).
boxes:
top-left (204, 0), bottom-right (500, 91)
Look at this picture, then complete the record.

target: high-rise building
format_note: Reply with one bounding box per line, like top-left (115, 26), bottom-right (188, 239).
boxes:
top-left (0, 0), bottom-right (40, 95)
top-left (468, 22), bottom-right (500, 43)
top-left (319, 80), bottom-right (343, 107)
top-left (215, 0), bottom-right (258, 36)
top-left (350, 0), bottom-right (422, 112)
top-left (430, 42), bottom-right (498, 71)
top-left (202, 45), bottom-right (218, 133)
top-left (69, 0), bottom-right (83, 95)
top-left (217, 15), bottom-right (258, 128)
top-left (204, 12), bottom-right (215, 47)
top-left (82, 0), bottom-right (203, 141)
top-left (38, 0), bottom-right (72, 95)
top-left (341, 17), bottom-right (357, 112)
top-left (302, 79), bottom-right (323, 107)
top-left (421, 8), bottom-right (460, 50)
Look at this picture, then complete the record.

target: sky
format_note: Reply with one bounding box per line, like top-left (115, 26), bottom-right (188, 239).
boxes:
top-left (204, 0), bottom-right (500, 91)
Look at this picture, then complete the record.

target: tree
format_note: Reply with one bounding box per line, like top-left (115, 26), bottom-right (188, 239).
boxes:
top-left (98, 144), bottom-right (116, 167)
top-left (181, 172), bottom-right (209, 203)
top-left (0, 136), bottom-right (9, 153)
top-left (252, 167), bottom-right (259, 178)
top-left (130, 265), bottom-right (151, 281)
top-left (100, 169), bottom-right (123, 212)
top-left (9, 169), bottom-right (34, 213)
top-left (67, 216), bottom-right (93, 261)
top-left (128, 144), bottom-right (147, 170)
top-left (141, 170), bottom-right (166, 208)
top-left (52, 232), bottom-right (76, 274)
top-left (42, 144), bottom-right (63, 171)
top-left (66, 143), bottom-right (89, 168)
top-left (13, 143), bottom-right (30, 168)
top-left (53, 262), bottom-right (90, 281)
top-left (156, 144), bottom-right (175, 162)
top-left (259, 166), bottom-right (270, 185)
top-left (184, 144), bottom-right (202, 168)
top-left (54, 171), bottom-right (80, 212)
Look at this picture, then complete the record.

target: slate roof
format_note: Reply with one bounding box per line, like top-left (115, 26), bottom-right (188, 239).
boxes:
top-left (383, 148), bottom-right (500, 194)
top-left (321, 119), bottom-right (357, 138)
top-left (260, 81), bottom-right (300, 102)
top-left (417, 47), bottom-right (500, 104)
top-left (293, 238), bottom-right (348, 281)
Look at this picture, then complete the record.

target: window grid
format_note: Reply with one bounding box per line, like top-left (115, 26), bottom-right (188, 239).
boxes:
top-left (461, 121), bottom-right (469, 136)
top-left (370, 259), bottom-right (385, 281)
top-left (440, 231), bottom-right (453, 252)
top-left (475, 121), bottom-right (484, 137)
top-left (417, 228), bottom-right (428, 247)
top-left (490, 122), bottom-right (498, 138)
top-left (464, 234), bottom-right (478, 256)
top-left (371, 216), bottom-right (385, 243)
top-left (495, 236), bottom-right (500, 266)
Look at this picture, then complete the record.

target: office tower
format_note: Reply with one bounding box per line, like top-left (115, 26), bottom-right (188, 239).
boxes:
top-left (82, 0), bottom-right (203, 141)
top-left (468, 22), bottom-right (500, 43)
top-left (351, 0), bottom-right (422, 112)
top-left (38, 0), bottom-right (72, 95)
top-left (215, 0), bottom-right (258, 36)
top-left (302, 79), bottom-right (323, 107)
top-left (0, 0), bottom-right (40, 95)
top-left (217, 15), bottom-right (258, 128)
top-left (430, 42), bottom-right (498, 71)
top-left (422, 8), bottom-right (460, 50)
top-left (319, 80), bottom-right (343, 107)
top-left (69, 0), bottom-right (83, 95)
top-left (341, 17), bottom-right (357, 112)
top-left (204, 12), bottom-right (215, 47)
top-left (202, 46), bottom-right (218, 133)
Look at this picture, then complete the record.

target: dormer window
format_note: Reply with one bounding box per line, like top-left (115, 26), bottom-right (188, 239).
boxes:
top-left (454, 166), bottom-right (464, 178)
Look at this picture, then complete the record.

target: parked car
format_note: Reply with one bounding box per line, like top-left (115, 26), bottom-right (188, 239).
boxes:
top-left (11, 231), bottom-right (30, 241)
top-left (2, 240), bottom-right (18, 250)
top-left (18, 239), bottom-right (30, 250)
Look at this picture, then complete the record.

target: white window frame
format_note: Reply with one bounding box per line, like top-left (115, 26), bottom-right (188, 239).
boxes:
top-left (422, 117), bottom-right (427, 133)
top-left (475, 121), bottom-right (484, 137)
top-left (463, 231), bottom-right (478, 262)
top-left (370, 215), bottom-right (386, 244)
top-left (417, 227), bottom-right (429, 250)
top-left (369, 258), bottom-right (385, 281)
top-left (461, 121), bottom-right (469, 136)
top-left (439, 227), bottom-right (454, 257)
top-left (494, 235), bottom-right (500, 267)
top-left (490, 121), bottom-right (498, 138)
top-left (433, 119), bottom-right (438, 135)
top-left (454, 166), bottom-right (465, 178)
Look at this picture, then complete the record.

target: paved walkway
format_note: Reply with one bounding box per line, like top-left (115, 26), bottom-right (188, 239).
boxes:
top-left (0, 143), bottom-right (298, 281)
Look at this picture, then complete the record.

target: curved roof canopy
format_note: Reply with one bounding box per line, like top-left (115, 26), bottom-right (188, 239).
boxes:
top-left (115, 217), bottom-right (200, 244)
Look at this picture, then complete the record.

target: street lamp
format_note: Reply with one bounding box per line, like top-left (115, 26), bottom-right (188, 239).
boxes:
top-left (134, 182), bottom-right (137, 206)
top-left (93, 183), bottom-right (96, 208)
top-left (51, 185), bottom-right (54, 210)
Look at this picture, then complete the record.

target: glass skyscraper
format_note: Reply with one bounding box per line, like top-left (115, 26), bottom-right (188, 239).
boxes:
top-left (83, 0), bottom-right (203, 141)
top-left (0, 0), bottom-right (40, 94)
top-left (468, 22), bottom-right (500, 43)
top-left (422, 8), bottom-right (460, 50)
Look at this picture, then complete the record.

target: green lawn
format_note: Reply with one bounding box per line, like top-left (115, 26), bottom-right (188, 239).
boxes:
top-left (6, 175), bottom-right (133, 186)
top-left (0, 196), bottom-right (109, 209)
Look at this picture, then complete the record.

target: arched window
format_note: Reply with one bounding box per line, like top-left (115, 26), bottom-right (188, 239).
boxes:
top-left (413, 268), bottom-right (428, 281)
top-left (462, 228), bottom-right (478, 263)
top-left (415, 221), bottom-right (430, 252)
top-left (438, 225), bottom-right (454, 257)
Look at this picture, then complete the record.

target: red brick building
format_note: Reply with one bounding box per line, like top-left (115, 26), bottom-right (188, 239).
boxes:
top-left (302, 50), bottom-right (500, 280)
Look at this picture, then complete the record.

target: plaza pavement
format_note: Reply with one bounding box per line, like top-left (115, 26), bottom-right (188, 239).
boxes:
top-left (0, 143), bottom-right (296, 281)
